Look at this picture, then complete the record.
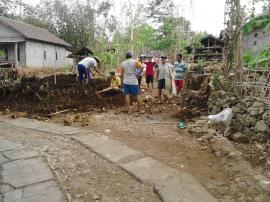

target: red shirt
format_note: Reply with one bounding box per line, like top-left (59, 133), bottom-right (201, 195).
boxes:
top-left (144, 61), bottom-right (156, 76)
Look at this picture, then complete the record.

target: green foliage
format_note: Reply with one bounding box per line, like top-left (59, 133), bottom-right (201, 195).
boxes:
top-left (0, 50), bottom-right (5, 57)
top-left (212, 71), bottom-right (221, 90)
top-left (243, 15), bottom-right (270, 34)
top-left (96, 52), bottom-right (117, 66)
top-left (133, 24), bottom-right (157, 53)
top-left (243, 46), bottom-right (270, 67)
top-left (155, 16), bottom-right (193, 53)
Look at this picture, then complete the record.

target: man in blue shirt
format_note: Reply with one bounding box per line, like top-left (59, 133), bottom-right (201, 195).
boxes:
top-left (174, 54), bottom-right (186, 95)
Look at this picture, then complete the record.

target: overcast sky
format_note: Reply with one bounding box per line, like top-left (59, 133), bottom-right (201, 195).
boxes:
top-left (23, 0), bottom-right (264, 36)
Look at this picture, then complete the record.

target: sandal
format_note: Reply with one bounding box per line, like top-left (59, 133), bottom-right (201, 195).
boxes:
top-left (178, 121), bottom-right (186, 129)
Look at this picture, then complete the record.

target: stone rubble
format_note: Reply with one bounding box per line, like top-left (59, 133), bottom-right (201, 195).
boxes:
top-left (208, 91), bottom-right (270, 143)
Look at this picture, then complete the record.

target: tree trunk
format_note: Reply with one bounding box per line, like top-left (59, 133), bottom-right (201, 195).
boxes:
top-left (234, 0), bottom-right (243, 96)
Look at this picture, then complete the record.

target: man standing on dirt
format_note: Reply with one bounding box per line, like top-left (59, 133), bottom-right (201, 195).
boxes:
top-left (156, 55), bottom-right (169, 99)
top-left (174, 54), bottom-right (186, 95)
top-left (144, 55), bottom-right (157, 92)
top-left (77, 56), bottom-right (103, 89)
top-left (120, 52), bottom-right (144, 114)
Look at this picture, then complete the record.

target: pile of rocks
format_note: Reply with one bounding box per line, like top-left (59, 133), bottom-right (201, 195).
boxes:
top-left (208, 91), bottom-right (270, 143)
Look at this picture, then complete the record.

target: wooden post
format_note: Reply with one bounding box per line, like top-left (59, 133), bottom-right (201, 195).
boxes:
top-left (14, 43), bottom-right (18, 68)
top-left (54, 71), bottom-right (57, 85)
top-left (234, 0), bottom-right (243, 96)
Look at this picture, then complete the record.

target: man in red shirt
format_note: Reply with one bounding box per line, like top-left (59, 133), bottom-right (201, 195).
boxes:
top-left (144, 55), bottom-right (157, 92)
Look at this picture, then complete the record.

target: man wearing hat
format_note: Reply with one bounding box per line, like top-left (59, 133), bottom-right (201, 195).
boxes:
top-left (77, 56), bottom-right (103, 87)
top-left (120, 52), bottom-right (144, 114)
top-left (156, 55), bottom-right (169, 98)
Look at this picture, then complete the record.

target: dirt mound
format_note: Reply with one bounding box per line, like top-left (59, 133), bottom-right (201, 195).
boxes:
top-left (176, 73), bottom-right (211, 119)
top-left (0, 73), bottom-right (125, 118)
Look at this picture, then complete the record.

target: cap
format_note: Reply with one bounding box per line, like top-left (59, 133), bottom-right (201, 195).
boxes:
top-left (139, 54), bottom-right (145, 58)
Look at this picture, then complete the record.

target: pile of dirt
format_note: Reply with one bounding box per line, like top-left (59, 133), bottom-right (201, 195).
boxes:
top-left (176, 73), bottom-right (211, 119)
top-left (0, 73), bottom-right (125, 118)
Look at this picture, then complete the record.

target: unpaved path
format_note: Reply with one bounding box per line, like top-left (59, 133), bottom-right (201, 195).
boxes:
top-left (52, 110), bottom-right (261, 202)
top-left (0, 121), bottom-right (159, 202)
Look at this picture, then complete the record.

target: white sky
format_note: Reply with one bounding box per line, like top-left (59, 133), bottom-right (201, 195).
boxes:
top-left (23, 0), bottom-right (264, 36)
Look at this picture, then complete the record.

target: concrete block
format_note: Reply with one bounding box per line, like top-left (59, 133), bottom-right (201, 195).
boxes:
top-left (3, 147), bottom-right (38, 160)
top-left (2, 158), bottom-right (53, 188)
top-left (0, 139), bottom-right (20, 152)
top-left (120, 157), bottom-right (178, 184)
top-left (154, 175), bottom-right (218, 202)
top-left (73, 135), bottom-right (142, 163)
top-left (4, 181), bottom-right (63, 202)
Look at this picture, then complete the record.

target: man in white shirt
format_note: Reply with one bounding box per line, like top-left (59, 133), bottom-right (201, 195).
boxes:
top-left (120, 52), bottom-right (144, 114)
top-left (77, 56), bottom-right (103, 85)
top-left (156, 55), bottom-right (169, 98)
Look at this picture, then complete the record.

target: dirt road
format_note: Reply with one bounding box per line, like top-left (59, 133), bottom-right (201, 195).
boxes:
top-left (49, 109), bottom-right (261, 202)
top-left (0, 122), bottom-right (159, 202)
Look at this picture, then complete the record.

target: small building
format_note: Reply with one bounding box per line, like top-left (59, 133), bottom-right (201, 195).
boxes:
top-left (0, 16), bottom-right (73, 68)
top-left (243, 27), bottom-right (269, 54)
top-left (67, 46), bottom-right (94, 66)
top-left (186, 35), bottom-right (224, 62)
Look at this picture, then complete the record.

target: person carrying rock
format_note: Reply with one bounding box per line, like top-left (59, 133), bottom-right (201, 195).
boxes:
top-left (120, 52), bottom-right (144, 114)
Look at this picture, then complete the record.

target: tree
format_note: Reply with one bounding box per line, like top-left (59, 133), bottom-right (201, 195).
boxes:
top-left (0, 0), bottom-right (14, 17)
top-left (155, 16), bottom-right (193, 56)
top-left (145, 0), bottom-right (175, 23)
top-left (224, 0), bottom-right (244, 95)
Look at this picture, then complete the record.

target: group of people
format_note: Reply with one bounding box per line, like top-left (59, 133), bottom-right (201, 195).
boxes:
top-left (76, 51), bottom-right (186, 114)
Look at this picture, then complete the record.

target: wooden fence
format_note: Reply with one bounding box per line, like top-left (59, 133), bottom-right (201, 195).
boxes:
top-left (235, 68), bottom-right (270, 102)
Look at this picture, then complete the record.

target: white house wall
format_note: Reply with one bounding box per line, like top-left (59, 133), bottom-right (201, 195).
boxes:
top-left (18, 42), bottom-right (26, 67)
top-left (25, 41), bottom-right (72, 68)
top-left (243, 28), bottom-right (270, 54)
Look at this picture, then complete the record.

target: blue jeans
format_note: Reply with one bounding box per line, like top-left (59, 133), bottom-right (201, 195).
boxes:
top-left (77, 64), bottom-right (87, 83)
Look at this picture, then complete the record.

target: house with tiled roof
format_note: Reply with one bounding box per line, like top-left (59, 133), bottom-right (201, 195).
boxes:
top-left (0, 16), bottom-right (73, 68)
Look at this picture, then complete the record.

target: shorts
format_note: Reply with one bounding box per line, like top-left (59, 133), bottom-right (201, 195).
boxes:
top-left (146, 75), bottom-right (154, 83)
top-left (158, 79), bottom-right (165, 89)
top-left (123, 84), bottom-right (140, 96)
top-left (175, 80), bottom-right (184, 89)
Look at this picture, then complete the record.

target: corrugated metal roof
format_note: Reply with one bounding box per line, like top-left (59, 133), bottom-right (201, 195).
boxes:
top-left (0, 16), bottom-right (72, 47)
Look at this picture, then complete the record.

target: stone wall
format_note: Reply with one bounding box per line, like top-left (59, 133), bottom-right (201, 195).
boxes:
top-left (208, 91), bottom-right (270, 143)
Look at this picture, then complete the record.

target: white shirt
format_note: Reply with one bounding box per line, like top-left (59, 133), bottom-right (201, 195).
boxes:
top-left (121, 59), bottom-right (142, 85)
top-left (157, 63), bottom-right (168, 80)
top-left (78, 57), bottom-right (97, 68)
